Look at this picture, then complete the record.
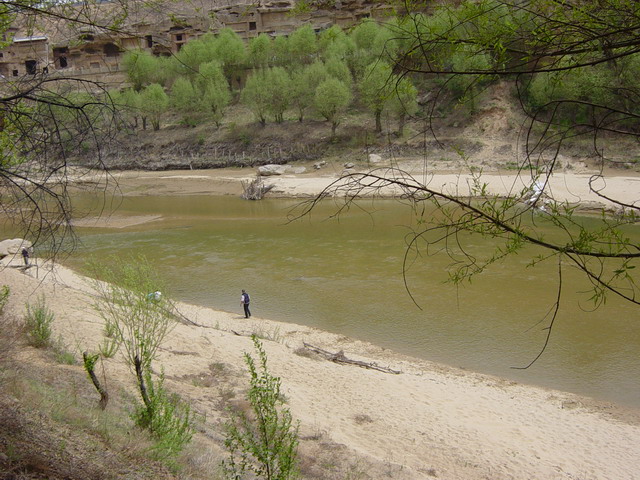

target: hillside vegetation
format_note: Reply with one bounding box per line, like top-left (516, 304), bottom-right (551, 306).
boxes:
top-left (75, 12), bottom-right (640, 172)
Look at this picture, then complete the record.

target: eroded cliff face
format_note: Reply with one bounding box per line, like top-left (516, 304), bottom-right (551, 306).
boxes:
top-left (0, 0), bottom-right (391, 79)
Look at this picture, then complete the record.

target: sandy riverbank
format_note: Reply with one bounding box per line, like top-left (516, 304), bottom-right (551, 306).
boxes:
top-left (2, 254), bottom-right (639, 480)
top-left (92, 161), bottom-right (640, 211)
top-left (65, 162), bottom-right (640, 230)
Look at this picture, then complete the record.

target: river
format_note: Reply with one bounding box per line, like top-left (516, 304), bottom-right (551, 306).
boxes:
top-left (63, 194), bottom-right (640, 408)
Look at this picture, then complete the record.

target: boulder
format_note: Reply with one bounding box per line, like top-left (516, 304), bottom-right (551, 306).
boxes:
top-left (258, 164), bottom-right (287, 176)
top-left (344, 162), bottom-right (355, 169)
top-left (0, 238), bottom-right (32, 257)
top-left (313, 161), bottom-right (327, 170)
top-left (285, 166), bottom-right (307, 174)
top-left (368, 153), bottom-right (382, 164)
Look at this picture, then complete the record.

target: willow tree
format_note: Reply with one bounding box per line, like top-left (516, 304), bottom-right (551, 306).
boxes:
top-left (359, 60), bottom-right (396, 133)
top-left (242, 67), bottom-right (292, 124)
top-left (122, 49), bottom-right (160, 91)
top-left (314, 77), bottom-right (352, 136)
top-left (196, 61), bottom-right (231, 127)
top-left (88, 256), bottom-right (193, 457)
top-left (290, 61), bottom-right (329, 122)
top-left (298, 0), bottom-right (640, 365)
top-left (247, 33), bottom-right (273, 69)
top-left (170, 77), bottom-right (202, 126)
top-left (140, 84), bottom-right (169, 131)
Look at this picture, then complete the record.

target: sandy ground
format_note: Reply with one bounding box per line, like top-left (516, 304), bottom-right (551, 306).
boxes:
top-left (4, 162), bottom-right (640, 479)
top-left (86, 160), bottom-right (639, 209)
top-left (2, 251), bottom-right (640, 478)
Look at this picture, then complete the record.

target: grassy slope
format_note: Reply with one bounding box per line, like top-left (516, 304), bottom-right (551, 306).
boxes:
top-left (0, 313), bottom-right (180, 480)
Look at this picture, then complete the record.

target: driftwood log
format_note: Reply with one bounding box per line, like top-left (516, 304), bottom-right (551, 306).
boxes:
top-left (241, 176), bottom-right (275, 200)
top-left (302, 342), bottom-right (402, 374)
top-left (164, 301), bottom-right (201, 327)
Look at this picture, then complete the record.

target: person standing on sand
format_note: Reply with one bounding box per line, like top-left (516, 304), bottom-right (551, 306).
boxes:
top-left (241, 289), bottom-right (251, 318)
top-left (21, 247), bottom-right (30, 265)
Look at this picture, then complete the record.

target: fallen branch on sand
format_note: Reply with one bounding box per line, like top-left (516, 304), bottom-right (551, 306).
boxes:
top-left (165, 301), bottom-right (201, 327)
top-left (302, 342), bottom-right (402, 374)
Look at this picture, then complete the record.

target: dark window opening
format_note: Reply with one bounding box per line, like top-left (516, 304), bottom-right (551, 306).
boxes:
top-left (80, 34), bottom-right (95, 42)
top-left (249, 21), bottom-right (257, 31)
top-left (25, 60), bottom-right (36, 75)
top-left (42, 66), bottom-right (48, 74)
top-left (176, 34), bottom-right (183, 41)
top-left (0, 53), bottom-right (3, 58)
top-left (54, 47), bottom-right (68, 68)
top-left (12, 69), bottom-right (18, 76)
top-left (146, 35), bottom-right (153, 48)
top-left (103, 43), bottom-right (120, 57)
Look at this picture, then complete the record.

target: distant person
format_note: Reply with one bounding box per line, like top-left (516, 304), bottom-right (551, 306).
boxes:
top-left (241, 289), bottom-right (251, 318)
top-left (21, 247), bottom-right (30, 265)
top-left (147, 291), bottom-right (162, 303)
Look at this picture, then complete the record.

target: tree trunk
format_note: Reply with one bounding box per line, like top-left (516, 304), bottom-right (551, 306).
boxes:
top-left (83, 352), bottom-right (109, 410)
top-left (375, 109), bottom-right (382, 133)
top-left (134, 355), bottom-right (151, 410)
top-left (397, 112), bottom-right (406, 136)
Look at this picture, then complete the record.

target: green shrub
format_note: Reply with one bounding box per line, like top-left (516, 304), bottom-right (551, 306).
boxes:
top-left (104, 318), bottom-right (118, 338)
top-left (222, 335), bottom-right (299, 480)
top-left (132, 369), bottom-right (194, 460)
top-left (24, 295), bottom-right (54, 348)
top-left (54, 349), bottom-right (76, 365)
top-left (98, 337), bottom-right (119, 358)
top-left (52, 338), bottom-right (76, 365)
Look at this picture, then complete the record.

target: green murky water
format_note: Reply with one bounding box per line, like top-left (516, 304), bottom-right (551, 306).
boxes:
top-left (63, 194), bottom-right (640, 407)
